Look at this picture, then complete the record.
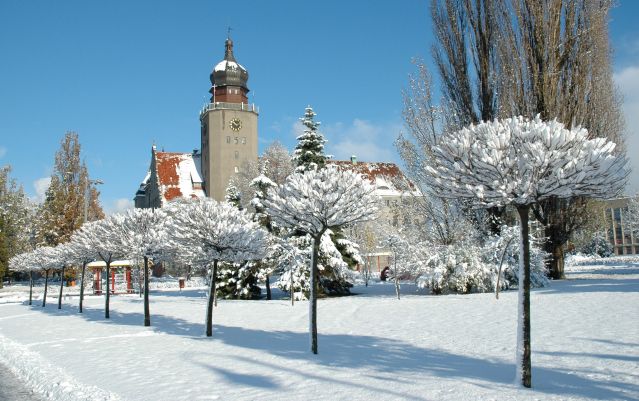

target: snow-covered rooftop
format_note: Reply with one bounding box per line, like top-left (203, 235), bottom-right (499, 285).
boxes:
top-left (329, 160), bottom-right (417, 197)
top-left (154, 151), bottom-right (205, 202)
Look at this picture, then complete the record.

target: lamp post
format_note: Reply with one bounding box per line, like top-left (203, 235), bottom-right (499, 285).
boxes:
top-left (84, 179), bottom-right (103, 223)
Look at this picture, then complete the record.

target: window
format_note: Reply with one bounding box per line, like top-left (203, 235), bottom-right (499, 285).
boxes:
top-left (234, 151), bottom-right (239, 160)
top-left (242, 137), bottom-right (246, 144)
top-left (234, 137), bottom-right (239, 144)
top-left (234, 166), bottom-right (239, 173)
top-left (226, 136), bottom-right (231, 144)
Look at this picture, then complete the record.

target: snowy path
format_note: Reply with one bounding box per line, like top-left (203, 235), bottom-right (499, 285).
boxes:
top-left (0, 261), bottom-right (637, 401)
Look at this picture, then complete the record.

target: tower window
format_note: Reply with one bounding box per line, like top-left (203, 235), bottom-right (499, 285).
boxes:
top-left (234, 151), bottom-right (239, 160)
top-left (242, 137), bottom-right (246, 144)
top-left (234, 137), bottom-right (239, 144)
top-left (234, 166), bottom-right (239, 173)
top-left (226, 136), bottom-right (231, 144)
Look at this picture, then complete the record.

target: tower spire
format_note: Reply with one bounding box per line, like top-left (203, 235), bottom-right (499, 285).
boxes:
top-left (224, 28), bottom-right (236, 62)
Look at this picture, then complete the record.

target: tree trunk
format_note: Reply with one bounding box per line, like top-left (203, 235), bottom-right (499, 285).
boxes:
top-left (290, 271), bottom-right (295, 306)
top-left (310, 236), bottom-right (320, 354)
top-left (265, 274), bottom-right (272, 300)
top-left (42, 270), bottom-right (49, 307)
top-left (545, 240), bottom-right (565, 280)
top-left (105, 262), bottom-right (110, 319)
top-left (28, 271), bottom-right (33, 306)
top-left (79, 262), bottom-right (86, 313)
top-left (144, 256), bottom-right (150, 327)
top-left (58, 266), bottom-right (65, 310)
top-left (138, 267), bottom-right (142, 298)
top-left (206, 260), bottom-right (218, 337)
top-left (516, 205), bottom-right (532, 388)
top-left (394, 252), bottom-right (401, 300)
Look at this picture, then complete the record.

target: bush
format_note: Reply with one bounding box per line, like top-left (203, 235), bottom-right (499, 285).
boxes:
top-left (416, 226), bottom-right (549, 295)
top-left (581, 232), bottom-right (613, 258)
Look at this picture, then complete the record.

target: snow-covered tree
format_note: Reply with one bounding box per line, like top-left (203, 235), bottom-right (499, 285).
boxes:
top-left (262, 141), bottom-right (294, 185)
top-left (581, 232), bottom-right (613, 258)
top-left (0, 166), bottom-right (34, 287)
top-left (423, 116), bottom-right (628, 388)
top-left (264, 165), bottom-right (379, 354)
top-left (224, 179), bottom-right (243, 210)
top-left (165, 198), bottom-right (267, 336)
top-left (30, 246), bottom-right (58, 307)
top-left (215, 261), bottom-right (261, 300)
top-left (52, 242), bottom-right (77, 310)
top-left (250, 172), bottom-right (279, 299)
top-left (67, 226), bottom-right (98, 313)
top-left (72, 216), bottom-right (125, 319)
top-left (9, 251), bottom-right (38, 305)
top-left (626, 194), bottom-right (639, 237)
top-left (118, 208), bottom-right (168, 326)
top-left (292, 107), bottom-right (328, 173)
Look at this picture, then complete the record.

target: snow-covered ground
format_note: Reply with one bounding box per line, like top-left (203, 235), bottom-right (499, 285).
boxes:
top-left (0, 258), bottom-right (637, 401)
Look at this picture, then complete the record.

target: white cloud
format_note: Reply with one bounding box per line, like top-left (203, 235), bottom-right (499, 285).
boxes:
top-left (614, 65), bottom-right (639, 195)
top-left (33, 177), bottom-right (51, 203)
top-left (0, 146), bottom-right (6, 159)
top-left (108, 198), bottom-right (134, 214)
top-left (322, 119), bottom-right (402, 163)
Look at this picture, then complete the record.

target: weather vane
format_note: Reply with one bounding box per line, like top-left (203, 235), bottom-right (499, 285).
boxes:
top-left (227, 26), bottom-right (232, 39)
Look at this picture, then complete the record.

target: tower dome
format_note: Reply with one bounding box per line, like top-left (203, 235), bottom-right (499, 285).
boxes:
top-left (210, 38), bottom-right (249, 101)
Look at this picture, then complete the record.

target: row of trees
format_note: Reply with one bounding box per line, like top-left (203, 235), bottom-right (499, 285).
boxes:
top-left (10, 169), bottom-right (378, 349)
top-left (0, 132), bottom-right (104, 288)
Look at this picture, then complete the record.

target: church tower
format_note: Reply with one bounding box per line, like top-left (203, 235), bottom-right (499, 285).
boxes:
top-left (200, 36), bottom-right (259, 201)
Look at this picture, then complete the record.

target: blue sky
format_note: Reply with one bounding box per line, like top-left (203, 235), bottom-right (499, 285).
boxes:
top-left (1, 0), bottom-right (638, 213)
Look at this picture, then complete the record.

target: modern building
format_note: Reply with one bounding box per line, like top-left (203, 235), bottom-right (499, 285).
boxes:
top-left (604, 197), bottom-right (638, 255)
top-left (135, 37), bottom-right (258, 206)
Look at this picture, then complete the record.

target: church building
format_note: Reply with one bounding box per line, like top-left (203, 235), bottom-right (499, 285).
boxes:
top-left (134, 37), bottom-right (258, 207)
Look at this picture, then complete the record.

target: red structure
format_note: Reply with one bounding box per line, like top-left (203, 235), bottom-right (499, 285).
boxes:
top-left (88, 261), bottom-right (136, 295)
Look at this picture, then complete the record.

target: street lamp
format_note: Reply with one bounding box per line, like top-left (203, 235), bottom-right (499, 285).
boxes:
top-left (84, 179), bottom-right (103, 223)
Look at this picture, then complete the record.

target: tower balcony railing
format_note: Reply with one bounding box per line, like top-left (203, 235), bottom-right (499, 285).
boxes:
top-left (199, 102), bottom-right (259, 117)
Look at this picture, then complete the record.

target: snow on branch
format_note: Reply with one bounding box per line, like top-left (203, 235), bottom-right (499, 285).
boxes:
top-left (263, 165), bottom-right (380, 237)
top-left (424, 116), bottom-right (629, 207)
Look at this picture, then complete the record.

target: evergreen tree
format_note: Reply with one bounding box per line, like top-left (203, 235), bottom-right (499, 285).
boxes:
top-left (216, 176), bottom-right (266, 300)
top-left (288, 106), bottom-right (365, 297)
top-left (0, 166), bottom-right (33, 287)
top-left (37, 132), bottom-right (104, 246)
top-left (292, 107), bottom-right (328, 173)
top-left (224, 179), bottom-right (243, 210)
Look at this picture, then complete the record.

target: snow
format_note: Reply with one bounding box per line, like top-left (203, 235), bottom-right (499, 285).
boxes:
top-left (214, 60), bottom-right (246, 73)
top-left (0, 258), bottom-right (638, 401)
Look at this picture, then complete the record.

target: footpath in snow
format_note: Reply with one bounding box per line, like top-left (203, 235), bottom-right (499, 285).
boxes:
top-left (0, 258), bottom-right (637, 401)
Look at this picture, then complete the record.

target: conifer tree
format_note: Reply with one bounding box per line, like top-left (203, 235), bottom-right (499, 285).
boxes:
top-left (217, 179), bottom-right (262, 300)
top-left (288, 107), bottom-right (364, 297)
top-left (224, 179), bottom-right (243, 210)
top-left (292, 107), bottom-right (328, 173)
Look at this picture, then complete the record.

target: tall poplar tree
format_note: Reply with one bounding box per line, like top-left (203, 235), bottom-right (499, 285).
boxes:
top-left (37, 132), bottom-right (104, 246)
top-left (423, 0), bottom-right (624, 278)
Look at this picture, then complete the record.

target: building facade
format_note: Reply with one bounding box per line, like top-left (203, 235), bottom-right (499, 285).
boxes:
top-left (604, 197), bottom-right (639, 255)
top-left (135, 37), bottom-right (258, 206)
top-left (332, 158), bottom-right (421, 273)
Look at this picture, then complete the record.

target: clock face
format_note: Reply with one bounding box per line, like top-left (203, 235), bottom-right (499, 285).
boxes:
top-left (229, 118), bottom-right (242, 132)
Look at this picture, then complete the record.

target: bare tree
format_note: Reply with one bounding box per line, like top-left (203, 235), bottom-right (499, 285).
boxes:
top-left (427, 0), bottom-right (625, 277)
